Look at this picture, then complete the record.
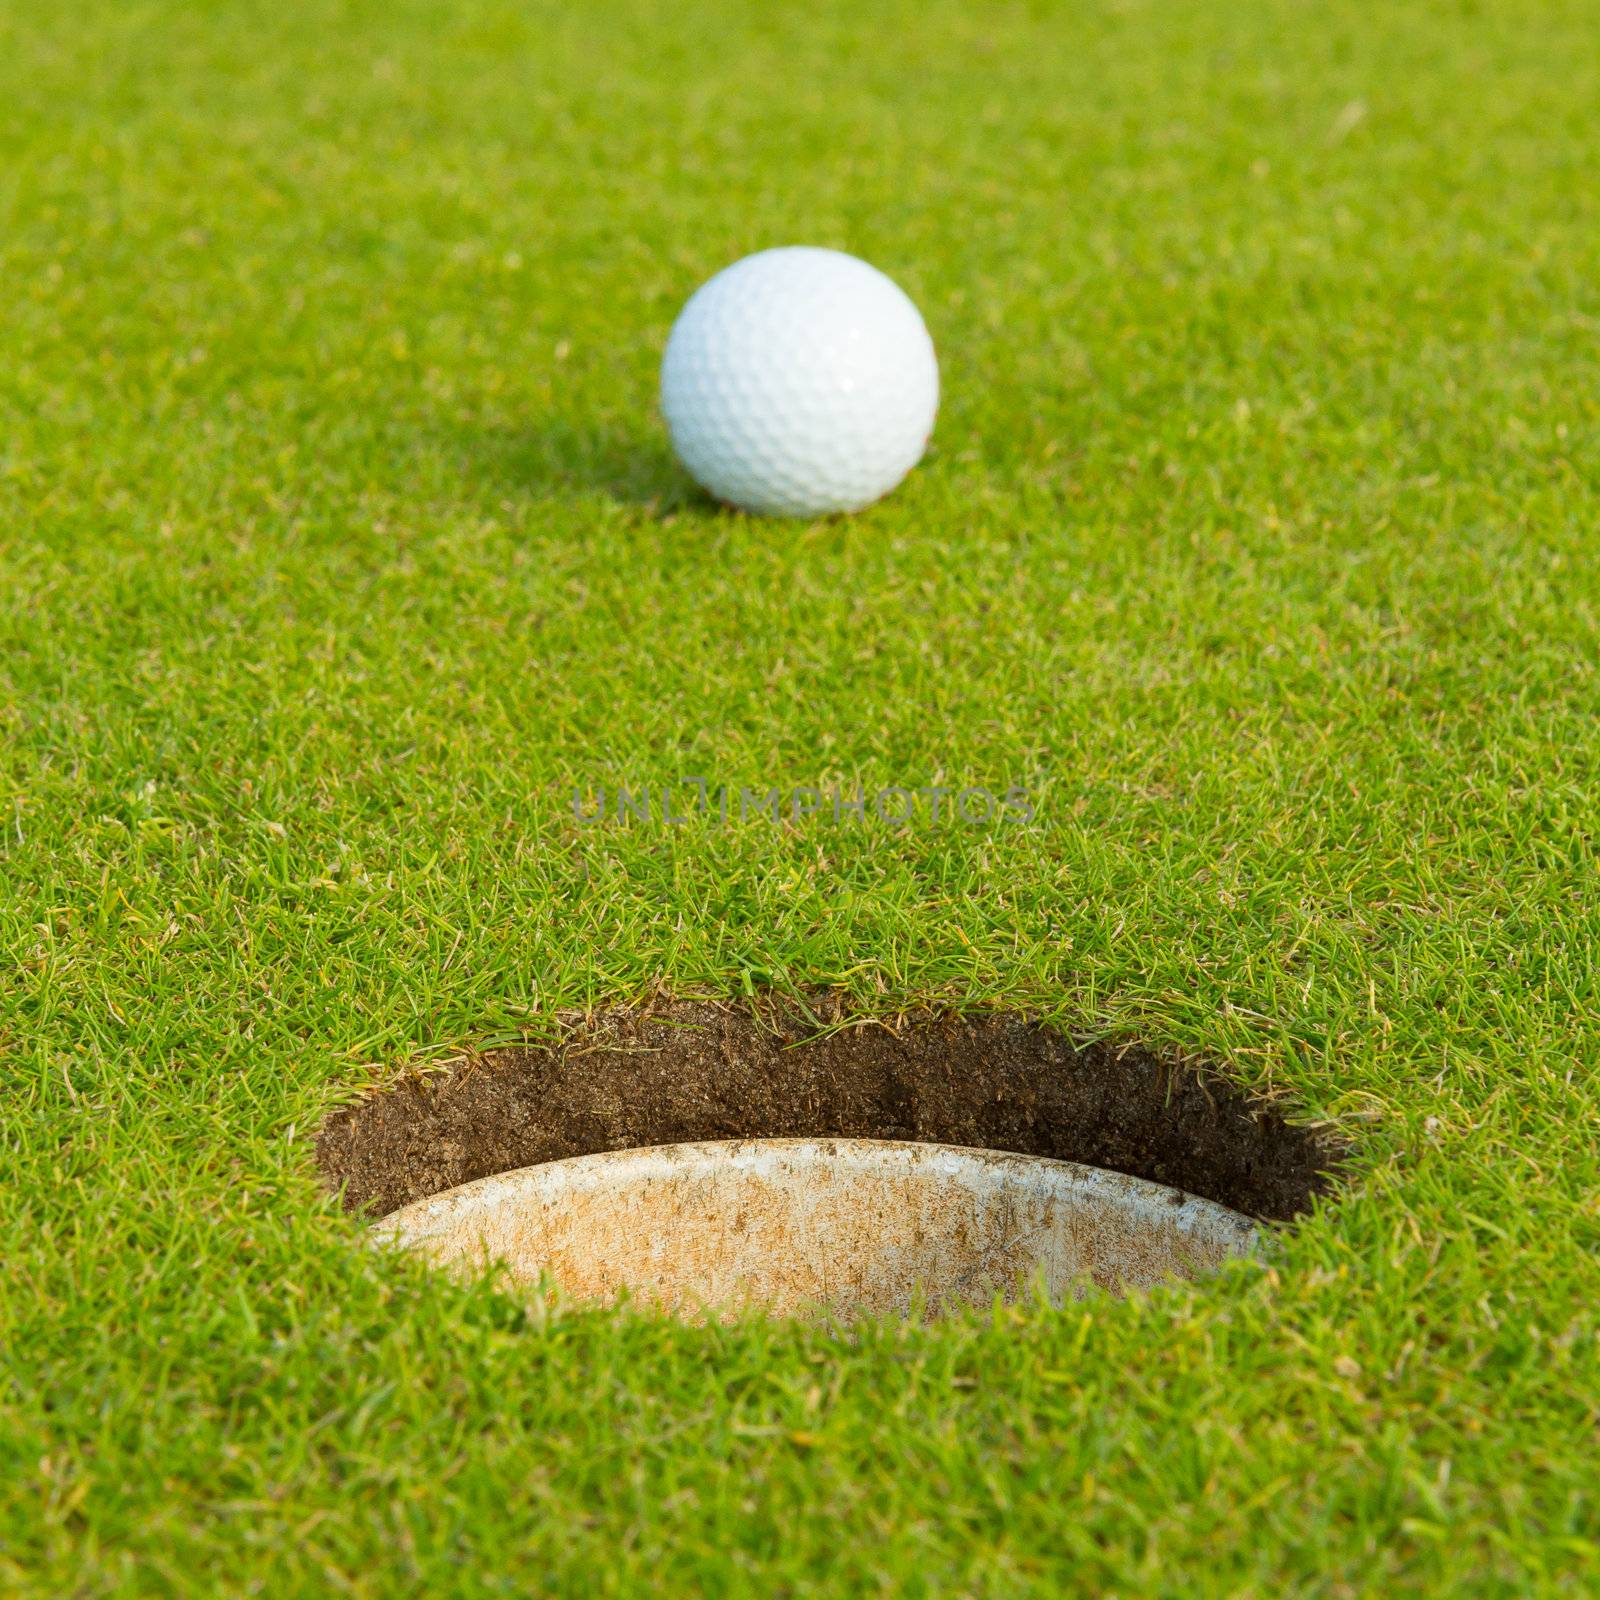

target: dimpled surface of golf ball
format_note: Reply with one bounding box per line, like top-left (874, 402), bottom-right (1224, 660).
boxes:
top-left (660, 247), bottom-right (939, 517)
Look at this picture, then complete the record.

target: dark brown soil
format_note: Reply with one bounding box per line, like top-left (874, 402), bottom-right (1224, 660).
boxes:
top-left (317, 996), bottom-right (1346, 1222)
top-left (321, 998), bottom-right (1350, 1222)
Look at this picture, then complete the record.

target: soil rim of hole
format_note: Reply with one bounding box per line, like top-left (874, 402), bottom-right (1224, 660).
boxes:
top-left (316, 992), bottom-right (1350, 1225)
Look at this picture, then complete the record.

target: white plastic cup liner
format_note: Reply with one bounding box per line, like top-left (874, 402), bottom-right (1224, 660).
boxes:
top-left (374, 1138), bottom-right (1259, 1320)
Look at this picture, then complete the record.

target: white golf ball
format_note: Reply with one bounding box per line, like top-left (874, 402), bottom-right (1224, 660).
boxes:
top-left (660, 246), bottom-right (939, 517)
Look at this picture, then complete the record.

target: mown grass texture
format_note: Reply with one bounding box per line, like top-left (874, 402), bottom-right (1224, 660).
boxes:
top-left (3, 0), bottom-right (1599, 1592)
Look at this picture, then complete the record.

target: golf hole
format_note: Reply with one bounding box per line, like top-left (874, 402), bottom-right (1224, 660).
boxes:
top-left (320, 997), bottom-right (1344, 1320)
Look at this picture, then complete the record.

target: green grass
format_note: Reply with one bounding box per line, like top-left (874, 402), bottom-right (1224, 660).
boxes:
top-left (4, 0), bottom-right (1600, 1591)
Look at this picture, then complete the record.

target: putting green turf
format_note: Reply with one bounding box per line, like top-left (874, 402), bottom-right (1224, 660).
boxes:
top-left (4, 0), bottom-right (1599, 1591)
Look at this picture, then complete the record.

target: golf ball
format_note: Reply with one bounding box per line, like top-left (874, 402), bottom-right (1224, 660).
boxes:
top-left (660, 246), bottom-right (939, 517)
